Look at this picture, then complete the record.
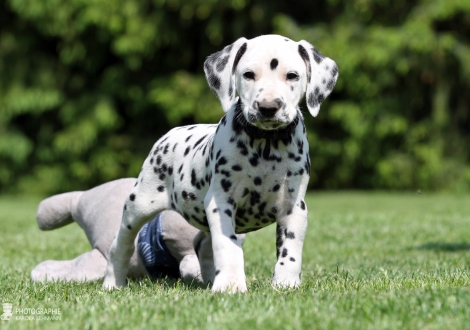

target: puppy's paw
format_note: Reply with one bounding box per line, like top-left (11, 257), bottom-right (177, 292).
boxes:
top-left (102, 275), bottom-right (126, 290)
top-left (272, 274), bottom-right (301, 289)
top-left (211, 272), bottom-right (247, 293)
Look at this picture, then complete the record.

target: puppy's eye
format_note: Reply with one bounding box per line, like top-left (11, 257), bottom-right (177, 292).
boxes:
top-left (243, 71), bottom-right (255, 80)
top-left (286, 72), bottom-right (299, 81)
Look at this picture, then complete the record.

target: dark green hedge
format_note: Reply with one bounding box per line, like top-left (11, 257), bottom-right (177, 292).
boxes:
top-left (1, 0), bottom-right (469, 194)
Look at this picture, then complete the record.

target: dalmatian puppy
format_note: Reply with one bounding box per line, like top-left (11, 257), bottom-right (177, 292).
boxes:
top-left (103, 34), bottom-right (338, 293)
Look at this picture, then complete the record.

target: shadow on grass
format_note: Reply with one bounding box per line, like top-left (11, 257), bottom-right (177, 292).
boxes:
top-left (410, 242), bottom-right (470, 252)
top-left (128, 275), bottom-right (209, 290)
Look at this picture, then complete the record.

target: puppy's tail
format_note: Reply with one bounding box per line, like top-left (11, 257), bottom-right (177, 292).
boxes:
top-left (36, 191), bottom-right (83, 230)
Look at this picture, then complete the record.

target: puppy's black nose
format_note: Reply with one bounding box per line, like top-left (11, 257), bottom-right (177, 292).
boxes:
top-left (257, 99), bottom-right (283, 118)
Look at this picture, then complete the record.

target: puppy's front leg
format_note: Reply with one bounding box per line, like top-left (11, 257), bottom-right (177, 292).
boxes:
top-left (102, 222), bottom-right (137, 289)
top-left (103, 187), bottom-right (160, 289)
top-left (204, 191), bottom-right (247, 293)
top-left (272, 200), bottom-right (308, 289)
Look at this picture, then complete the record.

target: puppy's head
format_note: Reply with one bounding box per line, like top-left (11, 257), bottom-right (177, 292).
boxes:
top-left (204, 35), bottom-right (339, 130)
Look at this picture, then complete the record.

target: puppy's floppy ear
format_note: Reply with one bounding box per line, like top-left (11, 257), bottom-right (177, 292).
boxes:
top-left (204, 37), bottom-right (248, 112)
top-left (298, 40), bottom-right (339, 117)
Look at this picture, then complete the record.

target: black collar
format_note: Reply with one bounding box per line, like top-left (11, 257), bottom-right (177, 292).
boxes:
top-left (232, 102), bottom-right (299, 140)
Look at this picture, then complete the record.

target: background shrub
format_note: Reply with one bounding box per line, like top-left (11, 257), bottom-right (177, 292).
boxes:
top-left (1, 0), bottom-right (469, 194)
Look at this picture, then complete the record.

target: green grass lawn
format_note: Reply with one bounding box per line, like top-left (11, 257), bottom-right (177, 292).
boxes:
top-left (1, 192), bottom-right (470, 329)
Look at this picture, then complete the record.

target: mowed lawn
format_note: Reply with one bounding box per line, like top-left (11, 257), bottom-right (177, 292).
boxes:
top-left (1, 192), bottom-right (470, 329)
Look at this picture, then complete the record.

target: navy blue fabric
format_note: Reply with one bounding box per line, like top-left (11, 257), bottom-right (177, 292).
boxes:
top-left (138, 213), bottom-right (180, 279)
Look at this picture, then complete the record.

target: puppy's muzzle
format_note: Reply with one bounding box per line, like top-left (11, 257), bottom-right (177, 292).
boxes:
top-left (255, 99), bottom-right (284, 119)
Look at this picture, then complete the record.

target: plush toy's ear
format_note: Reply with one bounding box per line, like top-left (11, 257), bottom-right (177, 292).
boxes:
top-left (204, 37), bottom-right (248, 112)
top-left (298, 40), bottom-right (339, 117)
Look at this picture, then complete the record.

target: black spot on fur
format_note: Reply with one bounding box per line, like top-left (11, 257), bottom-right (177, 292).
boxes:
top-left (184, 146), bottom-right (191, 156)
top-left (242, 188), bottom-right (250, 197)
top-left (300, 200), bottom-right (306, 210)
top-left (237, 140), bottom-right (249, 156)
top-left (272, 184), bottom-right (280, 192)
top-left (311, 46), bottom-right (325, 64)
top-left (249, 154), bottom-right (259, 167)
top-left (298, 44), bottom-right (312, 82)
top-left (288, 152), bottom-right (302, 162)
top-left (250, 191), bottom-right (261, 206)
top-left (221, 179), bottom-right (232, 192)
top-left (276, 226), bottom-right (284, 257)
top-left (232, 164), bottom-right (242, 171)
top-left (127, 225), bottom-right (132, 230)
top-left (220, 115), bottom-right (227, 126)
top-left (193, 135), bottom-right (208, 149)
top-left (215, 270), bottom-right (221, 276)
top-left (225, 209), bottom-right (232, 217)
top-left (191, 169), bottom-right (197, 186)
top-left (129, 194), bottom-right (135, 201)
top-left (216, 55), bottom-right (229, 72)
top-left (215, 157), bottom-right (228, 173)
top-left (213, 208), bottom-right (219, 213)
top-left (307, 92), bottom-right (317, 109)
top-left (270, 58), bottom-right (278, 70)
top-left (157, 185), bottom-right (165, 192)
top-left (254, 177), bottom-right (262, 185)
top-left (209, 75), bottom-right (221, 90)
top-left (230, 235), bottom-right (237, 240)
top-left (285, 229), bottom-right (295, 239)
top-left (282, 248), bottom-right (288, 258)
top-left (290, 257), bottom-right (296, 262)
top-left (163, 143), bottom-right (170, 154)
top-left (297, 139), bottom-right (304, 154)
top-left (232, 42), bottom-right (247, 74)
top-left (331, 65), bottom-right (338, 77)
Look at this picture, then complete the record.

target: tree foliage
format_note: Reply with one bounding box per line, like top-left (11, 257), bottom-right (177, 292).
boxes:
top-left (1, 0), bottom-right (469, 194)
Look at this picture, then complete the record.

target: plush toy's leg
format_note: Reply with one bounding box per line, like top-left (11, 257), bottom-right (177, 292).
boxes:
top-left (179, 255), bottom-right (203, 283)
top-left (31, 260), bottom-right (74, 282)
top-left (193, 231), bottom-right (215, 285)
top-left (36, 192), bottom-right (82, 230)
top-left (31, 249), bottom-right (107, 282)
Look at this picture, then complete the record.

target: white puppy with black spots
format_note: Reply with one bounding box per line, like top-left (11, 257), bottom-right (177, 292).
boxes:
top-left (103, 34), bottom-right (338, 293)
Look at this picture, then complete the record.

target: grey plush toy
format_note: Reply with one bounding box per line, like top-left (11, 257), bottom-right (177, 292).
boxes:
top-left (31, 178), bottom-right (237, 284)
